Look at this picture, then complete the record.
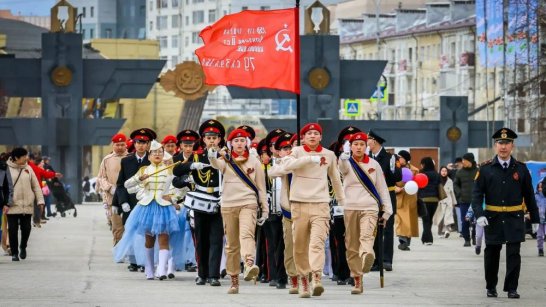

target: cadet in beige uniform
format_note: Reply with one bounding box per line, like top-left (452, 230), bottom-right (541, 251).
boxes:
top-left (208, 128), bottom-right (268, 294)
top-left (268, 132), bottom-right (299, 294)
top-left (96, 133), bottom-right (127, 245)
top-left (338, 132), bottom-right (392, 294)
top-left (283, 123), bottom-right (345, 298)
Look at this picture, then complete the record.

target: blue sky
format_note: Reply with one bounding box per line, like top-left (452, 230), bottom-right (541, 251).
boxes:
top-left (0, 0), bottom-right (57, 16)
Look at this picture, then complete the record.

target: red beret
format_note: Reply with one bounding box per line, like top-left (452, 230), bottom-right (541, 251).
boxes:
top-left (111, 133), bottom-right (127, 143)
top-left (227, 128), bottom-right (250, 142)
top-left (289, 133), bottom-right (298, 145)
top-left (300, 123), bottom-right (322, 136)
top-left (350, 132), bottom-right (368, 143)
top-left (162, 135), bottom-right (177, 145)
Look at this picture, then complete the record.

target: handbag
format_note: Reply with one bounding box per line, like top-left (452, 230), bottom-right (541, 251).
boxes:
top-left (438, 184), bottom-right (448, 201)
top-left (42, 184), bottom-right (50, 196)
top-left (417, 198), bottom-right (428, 217)
top-left (184, 190), bottom-right (220, 214)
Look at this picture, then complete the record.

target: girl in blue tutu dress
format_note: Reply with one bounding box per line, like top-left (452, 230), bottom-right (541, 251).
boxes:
top-left (114, 140), bottom-right (184, 280)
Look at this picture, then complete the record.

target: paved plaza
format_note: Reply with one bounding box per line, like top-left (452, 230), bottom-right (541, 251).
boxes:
top-left (1, 203), bottom-right (544, 306)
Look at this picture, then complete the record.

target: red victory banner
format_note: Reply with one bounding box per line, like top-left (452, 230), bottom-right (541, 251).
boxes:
top-left (195, 8), bottom-right (300, 94)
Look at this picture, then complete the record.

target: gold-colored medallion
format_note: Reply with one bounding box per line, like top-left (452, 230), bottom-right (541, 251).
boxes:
top-left (160, 61), bottom-right (214, 100)
top-left (446, 126), bottom-right (462, 142)
top-left (51, 66), bottom-right (73, 87)
top-left (308, 67), bottom-right (330, 91)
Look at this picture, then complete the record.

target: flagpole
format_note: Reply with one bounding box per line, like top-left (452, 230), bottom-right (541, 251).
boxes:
top-left (295, 0), bottom-right (301, 140)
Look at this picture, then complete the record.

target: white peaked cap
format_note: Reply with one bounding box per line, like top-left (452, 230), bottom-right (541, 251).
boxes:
top-left (163, 151), bottom-right (172, 161)
top-left (150, 140), bottom-right (162, 151)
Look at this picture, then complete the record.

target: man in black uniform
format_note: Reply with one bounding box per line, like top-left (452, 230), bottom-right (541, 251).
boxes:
top-left (472, 128), bottom-right (539, 299)
top-left (174, 129), bottom-right (200, 163)
top-left (173, 120), bottom-right (225, 287)
top-left (172, 129), bottom-right (200, 272)
top-left (263, 128), bottom-right (288, 288)
top-left (114, 128), bottom-right (155, 271)
top-left (367, 130), bottom-right (402, 272)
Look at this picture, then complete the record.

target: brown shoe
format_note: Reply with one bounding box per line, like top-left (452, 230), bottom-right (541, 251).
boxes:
top-left (288, 276), bottom-right (299, 294)
top-left (243, 259), bottom-right (259, 281)
top-left (351, 276), bottom-right (363, 294)
top-left (311, 272), bottom-right (324, 296)
top-left (227, 275), bottom-right (239, 294)
top-left (299, 276), bottom-right (311, 298)
top-left (362, 253), bottom-right (375, 273)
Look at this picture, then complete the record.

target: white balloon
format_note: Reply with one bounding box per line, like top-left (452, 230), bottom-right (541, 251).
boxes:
top-left (404, 180), bottom-right (419, 195)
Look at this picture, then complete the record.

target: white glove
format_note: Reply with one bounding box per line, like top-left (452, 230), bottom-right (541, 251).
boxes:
top-left (477, 216), bottom-right (489, 227)
top-left (190, 162), bottom-right (207, 170)
top-left (339, 152), bottom-right (350, 161)
top-left (121, 202), bottom-right (131, 213)
top-left (257, 212), bottom-right (268, 226)
top-left (207, 148), bottom-right (217, 159)
top-left (310, 156), bottom-right (321, 164)
top-left (110, 186), bottom-right (116, 195)
top-left (249, 147), bottom-right (258, 157)
top-left (102, 203), bottom-right (108, 210)
top-left (112, 206), bottom-right (119, 215)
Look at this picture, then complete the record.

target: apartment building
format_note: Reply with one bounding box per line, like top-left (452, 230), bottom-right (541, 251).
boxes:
top-left (70, 0), bottom-right (145, 41)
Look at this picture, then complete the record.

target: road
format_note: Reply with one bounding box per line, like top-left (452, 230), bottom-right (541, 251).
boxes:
top-left (1, 203), bottom-right (544, 306)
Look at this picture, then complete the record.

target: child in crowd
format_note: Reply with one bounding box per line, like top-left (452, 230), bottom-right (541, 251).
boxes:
top-left (535, 182), bottom-right (546, 257)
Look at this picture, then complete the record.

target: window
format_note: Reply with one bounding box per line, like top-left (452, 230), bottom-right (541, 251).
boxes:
top-left (260, 6), bottom-right (270, 10)
top-left (82, 29), bottom-right (86, 38)
top-left (242, 6), bottom-right (248, 11)
top-left (149, 21), bottom-right (153, 31)
top-left (156, 16), bottom-right (168, 30)
top-left (149, 1), bottom-right (153, 11)
top-left (130, 5), bottom-right (135, 17)
top-left (90, 28), bottom-right (94, 38)
top-left (172, 14), bottom-right (179, 28)
top-left (172, 35), bottom-right (178, 48)
top-left (193, 0), bottom-right (204, 3)
top-left (105, 28), bottom-right (112, 38)
top-left (141, 5), bottom-right (146, 16)
top-left (82, 7), bottom-right (86, 18)
top-left (193, 10), bottom-right (204, 24)
top-left (185, 36), bottom-right (189, 46)
top-left (171, 55), bottom-right (178, 66)
top-left (157, 0), bottom-right (168, 8)
top-left (159, 36), bottom-right (168, 48)
top-left (90, 6), bottom-right (94, 17)
top-left (208, 9), bottom-right (216, 22)
top-left (185, 16), bottom-right (189, 26)
top-left (192, 31), bottom-right (200, 44)
top-left (172, 0), bottom-right (179, 7)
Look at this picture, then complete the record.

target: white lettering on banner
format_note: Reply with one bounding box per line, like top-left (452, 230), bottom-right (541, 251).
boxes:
top-left (223, 28), bottom-right (242, 35)
top-left (202, 58), bottom-right (242, 69)
top-left (237, 46), bottom-right (264, 53)
top-left (244, 57), bottom-right (255, 71)
top-left (208, 23), bottom-right (293, 72)
top-left (201, 57), bottom-right (255, 71)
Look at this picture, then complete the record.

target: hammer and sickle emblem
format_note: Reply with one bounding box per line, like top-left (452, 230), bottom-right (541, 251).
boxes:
top-left (275, 26), bottom-right (293, 53)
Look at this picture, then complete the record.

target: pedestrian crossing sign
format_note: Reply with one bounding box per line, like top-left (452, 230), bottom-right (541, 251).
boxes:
top-left (343, 99), bottom-right (361, 117)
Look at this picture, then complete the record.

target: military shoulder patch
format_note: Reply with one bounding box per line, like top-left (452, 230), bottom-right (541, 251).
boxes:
top-left (479, 159), bottom-right (492, 167)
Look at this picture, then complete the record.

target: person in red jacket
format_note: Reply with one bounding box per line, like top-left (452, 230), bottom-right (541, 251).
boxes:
top-left (28, 157), bottom-right (62, 226)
